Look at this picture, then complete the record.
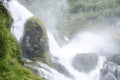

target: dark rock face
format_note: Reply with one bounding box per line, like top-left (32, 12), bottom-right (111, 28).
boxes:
top-left (100, 61), bottom-right (120, 80)
top-left (107, 54), bottom-right (120, 65)
top-left (21, 17), bottom-right (51, 65)
top-left (22, 27), bottom-right (47, 58)
top-left (100, 62), bottom-right (117, 78)
top-left (72, 53), bottom-right (98, 73)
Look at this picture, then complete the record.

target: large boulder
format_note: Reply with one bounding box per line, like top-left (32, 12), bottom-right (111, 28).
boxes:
top-left (72, 53), bottom-right (98, 72)
top-left (21, 17), bottom-right (51, 65)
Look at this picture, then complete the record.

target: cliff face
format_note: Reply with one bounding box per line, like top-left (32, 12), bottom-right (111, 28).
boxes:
top-left (0, 3), bottom-right (43, 80)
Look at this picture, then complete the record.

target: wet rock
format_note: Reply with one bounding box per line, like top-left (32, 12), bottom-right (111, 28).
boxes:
top-left (100, 61), bottom-right (117, 77)
top-left (116, 66), bottom-right (120, 80)
top-left (72, 53), bottom-right (98, 73)
top-left (102, 73), bottom-right (117, 80)
top-left (21, 17), bottom-right (51, 65)
top-left (100, 61), bottom-right (120, 80)
top-left (107, 54), bottom-right (120, 65)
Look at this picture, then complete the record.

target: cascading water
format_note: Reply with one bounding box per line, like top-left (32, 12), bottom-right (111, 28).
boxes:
top-left (5, 0), bottom-right (73, 80)
top-left (48, 31), bottom-right (118, 80)
top-left (5, 0), bottom-right (120, 80)
top-left (6, 0), bottom-right (33, 41)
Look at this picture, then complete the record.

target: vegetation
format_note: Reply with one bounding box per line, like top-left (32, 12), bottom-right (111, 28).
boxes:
top-left (24, 17), bottom-right (47, 38)
top-left (68, 0), bottom-right (120, 19)
top-left (0, 3), bottom-right (43, 80)
top-left (56, 0), bottom-right (120, 40)
top-left (0, 3), bottom-right (13, 30)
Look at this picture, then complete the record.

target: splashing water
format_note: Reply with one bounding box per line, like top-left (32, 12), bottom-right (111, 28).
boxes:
top-left (48, 31), bottom-right (118, 59)
top-left (48, 31), bottom-right (118, 80)
top-left (25, 62), bottom-right (73, 80)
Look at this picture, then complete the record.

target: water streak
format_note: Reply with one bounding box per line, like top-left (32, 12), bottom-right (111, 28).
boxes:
top-left (6, 0), bottom-right (33, 41)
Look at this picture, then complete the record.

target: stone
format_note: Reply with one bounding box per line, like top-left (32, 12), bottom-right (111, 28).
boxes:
top-left (116, 66), bottom-right (120, 80)
top-left (102, 73), bottom-right (117, 80)
top-left (72, 53), bottom-right (98, 72)
top-left (21, 17), bottom-right (51, 65)
top-left (100, 61), bottom-right (119, 80)
top-left (107, 54), bottom-right (120, 65)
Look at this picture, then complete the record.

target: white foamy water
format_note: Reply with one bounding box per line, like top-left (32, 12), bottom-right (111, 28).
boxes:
top-left (48, 31), bottom-right (118, 60)
top-left (26, 62), bottom-right (72, 80)
top-left (6, 0), bottom-right (33, 41)
top-left (48, 31), bottom-right (118, 80)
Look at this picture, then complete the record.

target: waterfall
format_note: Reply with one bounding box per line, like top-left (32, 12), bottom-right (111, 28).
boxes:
top-left (48, 31), bottom-right (115, 80)
top-left (5, 0), bottom-right (73, 80)
top-left (6, 0), bottom-right (33, 41)
top-left (5, 0), bottom-right (120, 80)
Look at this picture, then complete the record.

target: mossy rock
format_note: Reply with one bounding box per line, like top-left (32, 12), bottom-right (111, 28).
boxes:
top-left (0, 3), bottom-right (13, 30)
top-left (0, 4), bottom-right (43, 80)
top-left (22, 17), bottom-right (51, 66)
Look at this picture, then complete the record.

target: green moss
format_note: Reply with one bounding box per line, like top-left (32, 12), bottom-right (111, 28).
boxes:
top-left (32, 52), bottom-right (52, 66)
top-left (56, 0), bottom-right (120, 39)
top-left (68, 0), bottom-right (120, 15)
top-left (0, 3), bottom-right (13, 30)
top-left (24, 17), bottom-right (47, 39)
top-left (0, 58), bottom-right (43, 80)
top-left (0, 3), bottom-right (43, 80)
top-left (68, 0), bottom-right (120, 22)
